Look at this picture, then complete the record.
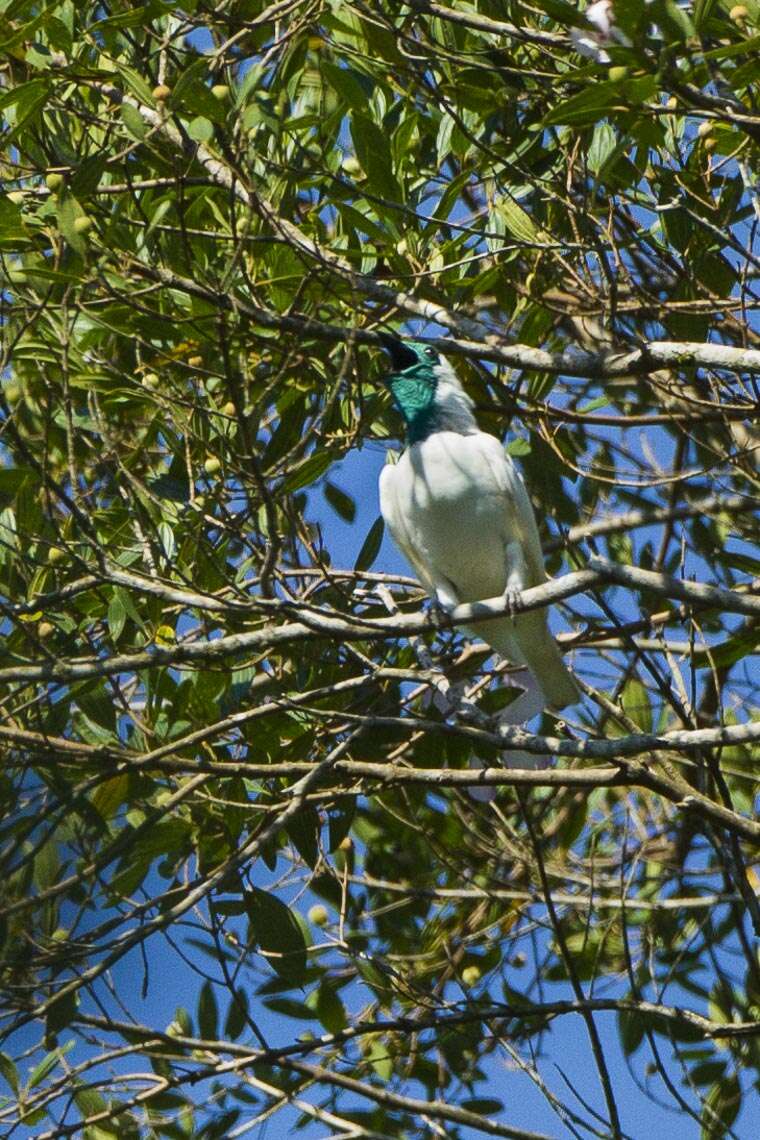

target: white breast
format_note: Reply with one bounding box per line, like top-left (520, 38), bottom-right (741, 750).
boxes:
top-left (388, 432), bottom-right (510, 602)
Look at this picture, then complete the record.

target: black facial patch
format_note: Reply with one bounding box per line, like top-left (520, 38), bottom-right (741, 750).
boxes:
top-left (380, 336), bottom-right (419, 370)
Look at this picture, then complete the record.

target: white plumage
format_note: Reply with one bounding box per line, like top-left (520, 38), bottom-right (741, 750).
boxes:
top-left (379, 347), bottom-right (577, 714)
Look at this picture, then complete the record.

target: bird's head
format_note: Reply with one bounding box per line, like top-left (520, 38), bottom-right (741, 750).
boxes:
top-left (380, 335), bottom-right (440, 386)
top-left (378, 334), bottom-right (475, 443)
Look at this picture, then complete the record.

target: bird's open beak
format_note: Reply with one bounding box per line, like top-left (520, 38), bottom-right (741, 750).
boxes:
top-left (377, 332), bottom-right (418, 371)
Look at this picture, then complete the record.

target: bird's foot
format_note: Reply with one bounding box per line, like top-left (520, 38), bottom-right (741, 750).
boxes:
top-left (504, 585), bottom-right (522, 620)
top-left (432, 590), bottom-right (457, 622)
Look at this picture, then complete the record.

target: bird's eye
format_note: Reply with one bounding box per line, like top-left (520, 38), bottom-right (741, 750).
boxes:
top-left (424, 347), bottom-right (436, 358)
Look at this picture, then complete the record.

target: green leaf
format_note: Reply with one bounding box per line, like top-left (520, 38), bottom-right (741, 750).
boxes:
top-left (246, 888), bottom-right (308, 985)
top-left (460, 1098), bottom-right (504, 1115)
top-left (286, 806), bottom-right (320, 869)
top-left (107, 591), bottom-right (127, 644)
top-left (692, 627), bottom-right (760, 670)
top-left (544, 77), bottom-right (657, 126)
top-left (188, 116), bottom-right (214, 143)
top-left (224, 989), bottom-right (249, 1041)
top-left (74, 1086), bottom-right (108, 1119)
top-left (0, 1052), bottom-right (19, 1095)
top-left (0, 467), bottom-right (34, 496)
top-left (56, 190), bottom-right (87, 256)
top-left (587, 122), bottom-right (618, 175)
top-left (309, 983), bottom-right (347, 1035)
top-left (29, 1043), bottom-right (66, 1088)
top-left (263, 997), bottom-right (314, 1019)
top-left (197, 979), bottom-right (218, 1040)
top-left (324, 481), bottom-right (356, 523)
top-left (354, 515), bottom-right (384, 572)
top-left (493, 196), bottom-right (539, 244)
top-left (282, 450), bottom-right (332, 493)
top-left (120, 103), bottom-right (146, 140)
top-left (91, 774), bottom-right (129, 821)
top-left (619, 678), bottom-right (652, 733)
top-left (350, 112), bottom-right (401, 203)
top-left (321, 61), bottom-right (372, 110)
top-left (328, 798), bottom-right (355, 851)
top-left (617, 1006), bottom-right (646, 1056)
top-left (700, 1072), bottom-right (740, 1138)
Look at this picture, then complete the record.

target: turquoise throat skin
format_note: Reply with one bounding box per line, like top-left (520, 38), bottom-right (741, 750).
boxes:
top-left (387, 372), bottom-right (439, 444)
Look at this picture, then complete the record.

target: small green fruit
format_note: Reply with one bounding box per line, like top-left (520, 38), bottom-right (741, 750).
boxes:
top-left (729, 5), bottom-right (749, 22)
top-left (607, 66), bottom-right (629, 83)
top-left (73, 215), bottom-right (93, 234)
top-left (47, 546), bottom-right (67, 565)
top-left (308, 905), bottom-right (329, 927)
top-left (38, 621), bottom-right (55, 639)
top-left (221, 400), bottom-right (237, 416)
top-left (152, 84), bottom-right (172, 101)
top-left (211, 84), bottom-right (230, 101)
top-left (188, 354), bottom-right (204, 368)
top-left (142, 372), bottom-right (160, 389)
top-left (461, 965), bottom-right (482, 987)
top-left (203, 456), bottom-right (222, 476)
top-left (45, 172), bottom-right (64, 191)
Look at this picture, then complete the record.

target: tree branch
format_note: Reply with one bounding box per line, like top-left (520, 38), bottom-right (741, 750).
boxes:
top-left (99, 89), bottom-right (760, 379)
top-left (3, 564), bottom-right (757, 687)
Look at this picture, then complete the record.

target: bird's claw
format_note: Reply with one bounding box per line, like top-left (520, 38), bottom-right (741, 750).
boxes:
top-left (504, 585), bottom-right (522, 620)
top-left (432, 592), bottom-right (457, 622)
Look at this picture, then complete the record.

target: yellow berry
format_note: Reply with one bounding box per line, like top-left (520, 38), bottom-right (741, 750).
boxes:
top-left (211, 84), bottom-right (230, 101)
top-left (221, 401), bottom-right (236, 416)
top-left (308, 905), bottom-right (329, 927)
top-left (203, 456), bottom-right (222, 476)
top-left (45, 172), bottom-right (64, 191)
top-left (703, 137), bottom-right (718, 152)
top-left (47, 546), bottom-right (67, 565)
top-left (188, 355), bottom-right (204, 368)
top-left (152, 84), bottom-right (172, 101)
top-left (73, 216), bottom-right (93, 234)
top-left (608, 66), bottom-right (629, 83)
top-left (461, 965), bottom-right (482, 987)
top-left (38, 621), bottom-right (55, 639)
top-left (729, 5), bottom-right (748, 22)
top-left (142, 372), bottom-right (159, 389)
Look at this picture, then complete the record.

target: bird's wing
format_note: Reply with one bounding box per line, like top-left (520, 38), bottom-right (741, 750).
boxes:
top-left (474, 434), bottom-right (578, 709)
top-left (475, 433), bottom-right (547, 587)
top-left (378, 461), bottom-right (439, 595)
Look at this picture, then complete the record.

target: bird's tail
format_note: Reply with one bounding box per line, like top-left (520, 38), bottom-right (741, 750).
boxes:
top-left (478, 615), bottom-right (578, 712)
top-left (526, 629), bottom-right (578, 711)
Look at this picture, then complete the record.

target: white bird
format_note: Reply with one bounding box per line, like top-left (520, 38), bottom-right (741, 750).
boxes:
top-left (378, 336), bottom-right (577, 718)
top-left (571, 0), bottom-right (633, 63)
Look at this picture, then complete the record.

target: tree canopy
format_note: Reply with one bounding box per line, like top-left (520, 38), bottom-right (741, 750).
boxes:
top-left (1, 2), bottom-right (758, 1137)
